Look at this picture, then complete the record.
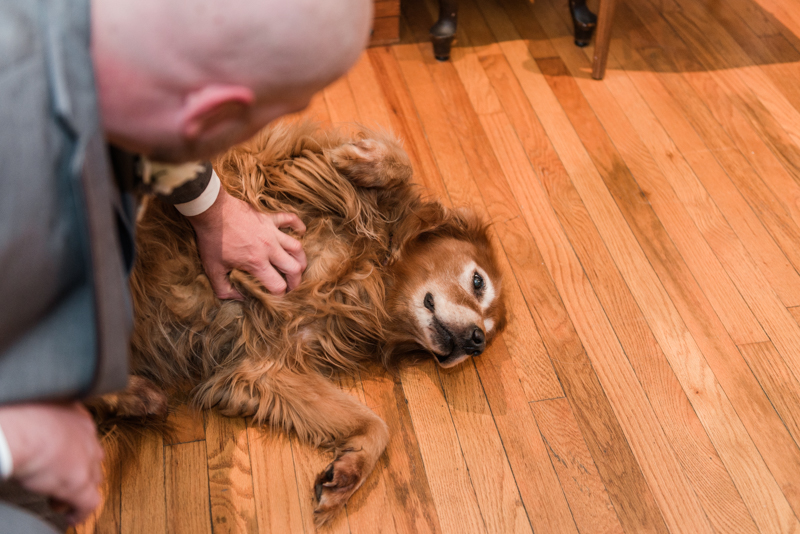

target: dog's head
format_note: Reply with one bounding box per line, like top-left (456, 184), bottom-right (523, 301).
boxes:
top-left (384, 205), bottom-right (506, 369)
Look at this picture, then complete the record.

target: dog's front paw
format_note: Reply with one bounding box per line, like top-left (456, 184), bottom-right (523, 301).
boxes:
top-left (312, 450), bottom-right (367, 526)
top-left (328, 138), bottom-right (411, 189)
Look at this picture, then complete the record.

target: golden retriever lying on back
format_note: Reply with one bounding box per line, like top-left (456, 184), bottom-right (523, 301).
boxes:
top-left (97, 123), bottom-right (506, 524)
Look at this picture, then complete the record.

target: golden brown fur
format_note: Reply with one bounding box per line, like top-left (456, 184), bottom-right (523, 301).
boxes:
top-left (95, 122), bottom-right (506, 524)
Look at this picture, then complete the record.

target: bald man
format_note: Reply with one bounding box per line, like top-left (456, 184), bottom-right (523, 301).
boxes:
top-left (0, 0), bottom-right (372, 530)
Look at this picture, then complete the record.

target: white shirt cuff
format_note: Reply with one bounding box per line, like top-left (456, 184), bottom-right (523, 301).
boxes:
top-left (0, 422), bottom-right (14, 480)
top-left (174, 170), bottom-right (221, 216)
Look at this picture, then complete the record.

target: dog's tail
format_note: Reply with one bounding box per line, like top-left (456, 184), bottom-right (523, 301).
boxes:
top-left (86, 389), bottom-right (181, 497)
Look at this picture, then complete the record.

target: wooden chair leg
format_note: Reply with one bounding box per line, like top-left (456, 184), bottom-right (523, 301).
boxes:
top-left (430, 0), bottom-right (459, 61)
top-left (591, 0), bottom-right (619, 79)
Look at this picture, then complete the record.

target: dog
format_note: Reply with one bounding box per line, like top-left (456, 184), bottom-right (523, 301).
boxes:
top-left (96, 122), bottom-right (507, 524)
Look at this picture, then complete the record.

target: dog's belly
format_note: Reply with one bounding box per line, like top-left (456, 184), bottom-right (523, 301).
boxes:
top-left (300, 218), bottom-right (354, 284)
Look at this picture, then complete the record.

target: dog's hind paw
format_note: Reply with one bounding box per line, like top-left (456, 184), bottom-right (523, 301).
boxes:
top-left (328, 138), bottom-right (411, 189)
top-left (312, 450), bottom-right (367, 526)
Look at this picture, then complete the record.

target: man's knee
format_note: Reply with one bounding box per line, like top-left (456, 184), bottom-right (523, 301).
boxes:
top-left (0, 500), bottom-right (62, 534)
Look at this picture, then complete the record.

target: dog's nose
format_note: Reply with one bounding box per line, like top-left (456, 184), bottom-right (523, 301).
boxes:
top-left (472, 328), bottom-right (485, 345)
top-left (464, 327), bottom-right (486, 356)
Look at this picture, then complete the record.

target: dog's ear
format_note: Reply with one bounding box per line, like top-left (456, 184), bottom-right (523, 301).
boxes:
top-left (446, 207), bottom-right (492, 247)
top-left (388, 202), bottom-right (492, 265)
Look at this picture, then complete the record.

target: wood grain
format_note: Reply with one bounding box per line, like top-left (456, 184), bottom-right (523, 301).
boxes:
top-left (291, 436), bottom-right (352, 534)
top-left (399, 363), bottom-right (487, 534)
top-left (359, 362), bottom-right (444, 534)
top-left (338, 374), bottom-right (399, 534)
top-left (164, 442), bottom-right (212, 534)
top-left (247, 425), bottom-right (305, 534)
top-left (204, 411), bottom-right (258, 533)
top-left (164, 401), bottom-right (205, 446)
top-left (738, 341), bottom-right (800, 451)
top-left (531, 398), bottom-right (624, 534)
top-left (120, 432), bottom-right (166, 534)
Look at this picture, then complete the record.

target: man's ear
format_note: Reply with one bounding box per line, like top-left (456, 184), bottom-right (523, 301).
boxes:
top-left (180, 85), bottom-right (255, 140)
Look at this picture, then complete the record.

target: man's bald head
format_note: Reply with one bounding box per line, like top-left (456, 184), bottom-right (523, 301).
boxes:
top-left (92, 0), bottom-right (372, 161)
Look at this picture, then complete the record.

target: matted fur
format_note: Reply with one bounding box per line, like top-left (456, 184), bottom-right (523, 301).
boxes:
top-left (99, 122), bottom-right (507, 524)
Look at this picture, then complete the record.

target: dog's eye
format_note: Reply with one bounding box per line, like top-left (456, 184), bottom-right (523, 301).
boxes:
top-left (473, 272), bottom-right (484, 292)
top-left (424, 292), bottom-right (435, 312)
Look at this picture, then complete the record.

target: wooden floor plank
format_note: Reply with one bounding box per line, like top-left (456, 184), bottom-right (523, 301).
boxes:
top-left (531, 398), bottom-right (624, 534)
top-left (698, 0), bottom-right (800, 141)
top-left (247, 425), bottom-right (305, 534)
top-left (120, 433), bottom-right (166, 534)
top-left (738, 342), bottom-right (800, 451)
top-left (323, 75), bottom-right (361, 126)
top-left (487, 53), bottom-right (757, 534)
top-left (399, 364), bottom-right (488, 534)
top-left (338, 375), bottom-right (399, 534)
top-left (303, 91), bottom-right (332, 126)
top-left (436, 362), bottom-right (535, 534)
top-left (664, 30), bottom-right (800, 243)
top-left (744, 0), bottom-right (800, 53)
top-left (482, 105), bottom-right (710, 534)
top-left (359, 363), bottom-right (445, 534)
top-left (165, 442), bottom-right (212, 534)
top-left (346, 53), bottom-right (397, 133)
top-left (790, 306), bottom-right (800, 327)
top-left (164, 402), bottom-right (205, 446)
top-left (366, 46), bottom-right (452, 201)
top-left (291, 436), bottom-right (352, 534)
top-left (473, 339), bottom-right (580, 534)
top-left (204, 411), bottom-right (258, 533)
top-left (642, 9), bottom-right (800, 282)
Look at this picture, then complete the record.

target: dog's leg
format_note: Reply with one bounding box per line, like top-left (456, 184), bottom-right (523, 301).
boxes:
top-left (328, 135), bottom-right (412, 189)
top-left (197, 366), bottom-right (389, 526)
top-left (86, 375), bottom-right (169, 419)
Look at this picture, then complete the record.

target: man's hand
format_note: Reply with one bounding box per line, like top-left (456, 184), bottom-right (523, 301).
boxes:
top-left (188, 187), bottom-right (307, 299)
top-left (0, 403), bottom-right (104, 525)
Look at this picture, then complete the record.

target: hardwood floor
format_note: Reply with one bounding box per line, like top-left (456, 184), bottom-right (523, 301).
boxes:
top-left (72, 0), bottom-right (800, 530)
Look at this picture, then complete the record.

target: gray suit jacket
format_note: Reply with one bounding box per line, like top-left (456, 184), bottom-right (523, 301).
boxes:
top-left (0, 0), bottom-right (131, 403)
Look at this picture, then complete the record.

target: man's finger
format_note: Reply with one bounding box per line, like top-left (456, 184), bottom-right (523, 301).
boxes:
top-left (269, 212), bottom-right (306, 235)
top-left (63, 484), bottom-right (101, 525)
top-left (276, 231), bottom-right (307, 272)
top-left (207, 268), bottom-right (243, 301)
top-left (252, 264), bottom-right (288, 295)
top-left (89, 446), bottom-right (104, 486)
top-left (267, 248), bottom-right (303, 291)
